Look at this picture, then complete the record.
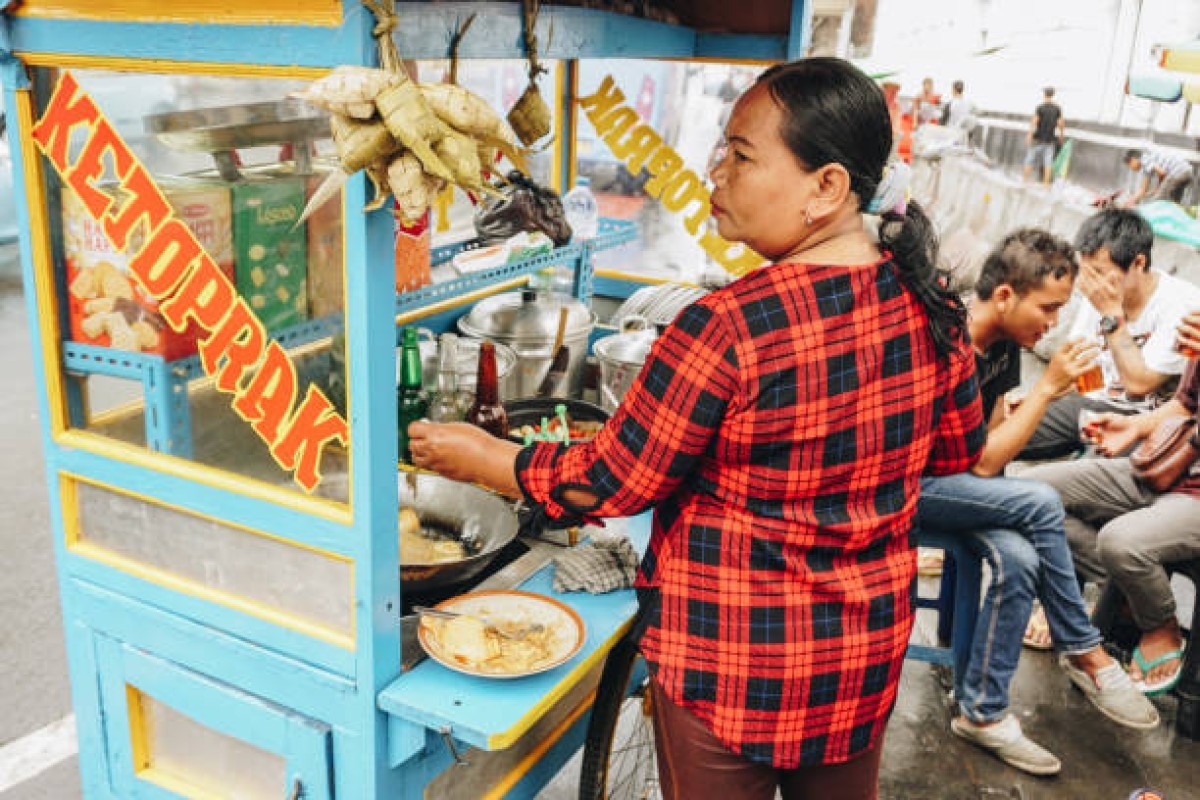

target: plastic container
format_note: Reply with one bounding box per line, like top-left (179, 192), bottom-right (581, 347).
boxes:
top-left (563, 177), bottom-right (599, 241)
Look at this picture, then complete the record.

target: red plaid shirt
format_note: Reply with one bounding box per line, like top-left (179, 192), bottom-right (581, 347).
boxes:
top-left (517, 256), bottom-right (984, 768)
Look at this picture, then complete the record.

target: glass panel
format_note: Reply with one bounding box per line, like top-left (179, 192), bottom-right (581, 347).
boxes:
top-left (576, 60), bottom-right (766, 285)
top-left (130, 688), bottom-right (287, 800)
top-left (33, 67), bottom-right (350, 501)
top-left (74, 480), bottom-right (354, 641)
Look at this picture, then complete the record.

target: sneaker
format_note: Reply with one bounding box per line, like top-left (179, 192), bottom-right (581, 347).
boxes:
top-left (950, 714), bottom-right (1062, 776)
top-left (1059, 655), bottom-right (1160, 730)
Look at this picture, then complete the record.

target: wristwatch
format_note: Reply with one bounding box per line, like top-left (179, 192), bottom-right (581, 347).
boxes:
top-left (1098, 314), bottom-right (1123, 336)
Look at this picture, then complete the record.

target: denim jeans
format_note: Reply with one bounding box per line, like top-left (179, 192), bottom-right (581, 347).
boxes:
top-left (917, 473), bottom-right (1104, 722)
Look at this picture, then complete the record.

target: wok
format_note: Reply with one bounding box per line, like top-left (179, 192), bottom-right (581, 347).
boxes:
top-left (398, 472), bottom-right (519, 591)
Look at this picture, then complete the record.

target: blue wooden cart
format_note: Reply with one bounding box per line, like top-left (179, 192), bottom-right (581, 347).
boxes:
top-left (0, 2), bottom-right (813, 797)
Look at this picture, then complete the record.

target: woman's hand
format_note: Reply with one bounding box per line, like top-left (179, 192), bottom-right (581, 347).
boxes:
top-left (408, 421), bottom-right (522, 497)
top-left (1090, 413), bottom-right (1141, 457)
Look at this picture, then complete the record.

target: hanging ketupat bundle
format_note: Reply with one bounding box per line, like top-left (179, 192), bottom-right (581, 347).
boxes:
top-left (294, 0), bottom-right (530, 227)
top-left (507, 0), bottom-right (552, 146)
top-left (292, 65), bottom-right (402, 119)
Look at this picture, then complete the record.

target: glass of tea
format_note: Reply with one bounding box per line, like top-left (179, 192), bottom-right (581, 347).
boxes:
top-left (1075, 362), bottom-right (1104, 394)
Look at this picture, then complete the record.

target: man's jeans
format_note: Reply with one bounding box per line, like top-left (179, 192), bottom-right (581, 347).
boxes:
top-left (917, 473), bottom-right (1103, 723)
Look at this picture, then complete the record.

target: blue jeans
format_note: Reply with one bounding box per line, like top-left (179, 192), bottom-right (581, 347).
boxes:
top-left (917, 473), bottom-right (1103, 723)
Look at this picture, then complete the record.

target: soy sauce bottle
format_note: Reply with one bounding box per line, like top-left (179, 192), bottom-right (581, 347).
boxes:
top-left (397, 327), bottom-right (428, 463)
top-left (465, 340), bottom-right (508, 439)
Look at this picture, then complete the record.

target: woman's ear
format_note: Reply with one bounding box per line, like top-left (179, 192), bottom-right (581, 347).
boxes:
top-left (807, 162), bottom-right (853, 222)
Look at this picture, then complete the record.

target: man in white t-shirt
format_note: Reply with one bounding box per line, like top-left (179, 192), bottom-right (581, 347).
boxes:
top-left (1021, 209), bottom-right (1200, 460)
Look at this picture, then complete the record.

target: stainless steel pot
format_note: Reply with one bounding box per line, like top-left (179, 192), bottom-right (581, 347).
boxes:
top-left (592, 317), bottom-right (656, 412)
top-left (398, 472), bottom-right (518, 591)
top-left (458, 289), bottom-right (595, 397)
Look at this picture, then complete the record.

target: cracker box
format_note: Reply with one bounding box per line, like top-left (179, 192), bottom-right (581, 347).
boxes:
top-left (62, 182), bottom-right (234, 361)
top-left (305, 173), bottom-right (344, 319)
top-left (232, 178), bottom-right (309, 333)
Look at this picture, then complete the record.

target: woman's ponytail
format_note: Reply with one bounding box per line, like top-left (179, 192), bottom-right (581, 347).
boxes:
top-left (878, 200), bottom-right (967, 359)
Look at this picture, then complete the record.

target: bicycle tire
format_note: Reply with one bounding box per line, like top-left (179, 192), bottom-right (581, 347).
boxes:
top-left (577, 630), bottom-right (658, 800)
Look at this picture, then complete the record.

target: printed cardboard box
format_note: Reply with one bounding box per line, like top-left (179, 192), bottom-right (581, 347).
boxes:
top-left (305, 173), bottom-right (344, 319)
top-left (232, 178), bottom-right (308, 333)
top-left (62, 181), bottom-right (234, 360)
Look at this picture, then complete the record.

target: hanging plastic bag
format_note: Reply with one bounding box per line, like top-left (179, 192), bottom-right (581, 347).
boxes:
top-left (474, 171), bottom-right (573, 246)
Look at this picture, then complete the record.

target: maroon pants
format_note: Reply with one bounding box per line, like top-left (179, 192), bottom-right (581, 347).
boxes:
top-left (649, 678), bottom-right (885, 800)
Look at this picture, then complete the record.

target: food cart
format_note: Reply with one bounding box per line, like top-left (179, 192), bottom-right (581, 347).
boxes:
top-left (0, 2), bottom-right (812, 797)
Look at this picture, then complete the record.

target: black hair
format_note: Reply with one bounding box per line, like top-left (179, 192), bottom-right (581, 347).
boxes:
top-left (1123, 148), bottom-right (1143, 164)
top-left (756, 57), bottom-right (966, 359)
top-left (1074, 208), bottom-right (1153, 272)
top-left (1043, 87), bottom-right (1055, 98)
top-left (952, 80), bottom-right (965, 94)
top-left (975, 228), bottom-right (1077, 300)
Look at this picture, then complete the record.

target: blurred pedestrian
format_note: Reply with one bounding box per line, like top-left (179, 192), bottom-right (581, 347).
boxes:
top-left (941, 79), bottom-right (978, 145)
top-left (915, 76), bottom-right (941, 126)
top-left (1123, 147), bottom-right (1194, 205)
top-left (1023, 87), bottom-right (1064, 185)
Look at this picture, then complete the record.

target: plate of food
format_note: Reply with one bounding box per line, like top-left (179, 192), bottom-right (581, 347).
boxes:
top-left (416, 590), bottom-right (586, 678)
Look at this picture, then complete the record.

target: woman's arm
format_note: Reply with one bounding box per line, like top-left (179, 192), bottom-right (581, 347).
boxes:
top-left (411, 300), bottom-right (739, 522)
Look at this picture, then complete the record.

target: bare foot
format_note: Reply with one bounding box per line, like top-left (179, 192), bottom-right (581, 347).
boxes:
top-left (1129, 622), bottom-right (1184, 685)
top-left (1068, 644), bottom-right (1117, 687)
top-left (1023, 605), bottom-right (1052, 650)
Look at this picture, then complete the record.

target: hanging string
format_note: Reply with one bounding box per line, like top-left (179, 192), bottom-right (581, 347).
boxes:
top-left (520, 0), bottom-right (548, 84)
top-left (361, 0), bottom-right (402, 75)
top-left (448, 12), bottom-right (477, 86)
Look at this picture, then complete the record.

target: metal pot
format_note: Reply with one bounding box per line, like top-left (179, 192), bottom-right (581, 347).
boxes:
top-left (592, 316), bottom-right (656, 413)
top-left (458, 289), bottom-right (595, 397)
top-left (398, 472), bottom-right (518, 591)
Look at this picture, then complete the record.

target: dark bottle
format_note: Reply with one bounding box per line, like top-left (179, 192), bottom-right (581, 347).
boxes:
top-left (397, 326), bottom-right (429, 464)
top-left (465, 340), bottom-right (509, 439)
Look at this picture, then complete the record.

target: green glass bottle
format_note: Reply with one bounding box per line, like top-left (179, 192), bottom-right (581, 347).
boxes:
top-left (397, 327), bottom-right (428, 464)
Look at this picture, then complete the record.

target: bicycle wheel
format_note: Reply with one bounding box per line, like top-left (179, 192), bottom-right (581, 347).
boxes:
top-left (578, 630), bottom-right (659, 800)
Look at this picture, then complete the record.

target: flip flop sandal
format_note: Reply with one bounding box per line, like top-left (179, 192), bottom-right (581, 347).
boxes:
top-left (1131, 644), bottom-right (1186, 696)
top-left (1022, 605), bottom-right (1053, 651)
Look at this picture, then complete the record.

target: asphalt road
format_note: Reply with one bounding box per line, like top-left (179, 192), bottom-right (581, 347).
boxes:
top-left (0, 273), bottom-right (80, 799)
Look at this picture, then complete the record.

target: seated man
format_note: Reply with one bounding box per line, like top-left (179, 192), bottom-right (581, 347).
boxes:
top-left (1123, 147), bottom-right (1194, 206)
top-left (1020, 209), bottom-right (1200, 461)
top-left (919, 229), bottom-right (1159, 777)
top-left (1024, 310), bottom-right (1200, 697)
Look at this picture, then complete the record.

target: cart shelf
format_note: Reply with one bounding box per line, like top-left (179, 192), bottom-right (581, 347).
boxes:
top-left (61, 218), bottom-right (639, 456)
top-left (378, 512), bottom-right (650, 763)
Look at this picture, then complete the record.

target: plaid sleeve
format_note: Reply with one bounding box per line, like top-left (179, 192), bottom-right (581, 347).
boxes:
top-left (516, 300), bottom-right (739, 521)
top-left (924, 344), bottom-right (986, 475)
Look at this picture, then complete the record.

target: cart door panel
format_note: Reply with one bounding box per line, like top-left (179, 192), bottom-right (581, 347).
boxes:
top-left (96, 634), bottom-right (333, 800)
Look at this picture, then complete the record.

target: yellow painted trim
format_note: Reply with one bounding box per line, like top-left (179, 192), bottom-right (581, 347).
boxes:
top-left (15, 0), bottom-right (342, 27)
top-left (593, 268), bottom-right (698, 288)
top-left (394, 277), bottom-right (529, 327)
top-left (550, 63), bottom-right (565, 194)
top-left (126, 686), bottom-right (151, 773)
top-left (566, 61), bottom-right (579, 192)
top-left (486, 618), bottom-right (634, 750)
top-left (16, 90), bottom-right (70, 437)
top-left (483, 687), bottom-right (598, 800)
top-left (55, 429), bottom-right (352, 523)
top-left (61, 471), bottom-right (355, 648)
top-left (20, 52), bottom-right (330, 80)
top-left (136, 766), bottom-right (224, 800)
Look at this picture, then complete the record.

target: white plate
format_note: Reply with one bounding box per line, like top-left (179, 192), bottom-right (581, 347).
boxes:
top-left (417, 590), bottom-right (586, 678)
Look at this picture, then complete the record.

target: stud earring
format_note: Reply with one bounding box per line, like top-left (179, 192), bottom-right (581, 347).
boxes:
top-left (804, 210), bottom-right (813, 226)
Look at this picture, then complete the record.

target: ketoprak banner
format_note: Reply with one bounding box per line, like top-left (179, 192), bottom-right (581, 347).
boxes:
top-left (32, 72), bottom-right (347, 493)
top-left (578, 75), bottom-right (765, 277)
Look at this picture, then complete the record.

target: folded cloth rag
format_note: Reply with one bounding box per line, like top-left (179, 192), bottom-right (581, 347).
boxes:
top-left (552, 536), bottom-right (639, 594)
